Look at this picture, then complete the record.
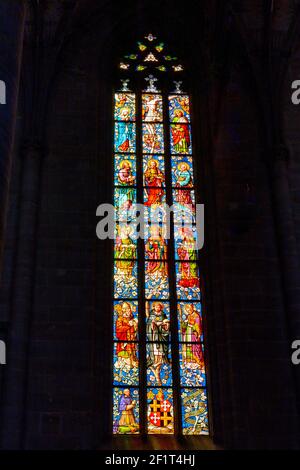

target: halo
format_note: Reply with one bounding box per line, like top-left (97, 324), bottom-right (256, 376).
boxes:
top-left (148, 158), bottom-right (158, 167)
top-left (120, 159), bottom-right (132, 169)
top-left (178, 161), bottom-right (190, 171)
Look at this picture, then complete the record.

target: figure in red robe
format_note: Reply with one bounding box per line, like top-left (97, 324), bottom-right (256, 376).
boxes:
top-left (115, 302), bottom-right (138, 367)
top-left (144, 159), bottom-right (164, 206)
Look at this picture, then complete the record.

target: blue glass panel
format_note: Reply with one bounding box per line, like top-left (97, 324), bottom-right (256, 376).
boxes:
top-left (147, 343), bottom-right (172, 387)
top-left (114, 261), bottom-right (138, 299)
top-left (115, 122), bottom-right (136, 153)
top-left (113, 388), bottom-right (139, 434)
top-left (114, 187), bottom-right (137, 222)
top-left (171, 155), bottom-right (194, 187)
top-left (181, 388), bottom-right (209, 435)
top-left (142, 123), bottom-right (164, 153)
top-left (113, 343), bottom-right (139, 386)
top-left (145, 261), bottom-right (169, 299)
top-left (168, 94), bottom-right (190, 122)
top-left (179, 343), bottom-right (206, 387)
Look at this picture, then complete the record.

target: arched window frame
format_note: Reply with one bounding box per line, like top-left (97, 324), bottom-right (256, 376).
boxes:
top-left (112, 34), bottom-right (209, 437)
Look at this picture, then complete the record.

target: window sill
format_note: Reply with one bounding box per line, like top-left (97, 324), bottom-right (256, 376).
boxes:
top-left (100, 435), bottom-right (220, 450)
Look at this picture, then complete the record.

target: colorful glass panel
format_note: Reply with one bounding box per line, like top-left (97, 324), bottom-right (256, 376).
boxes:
top-left (147, 343), bottom-right (172, 386)
top-left (114, 93), bottom-right (136, 121)
top-left (145, 301), bottom-right (170, 340)
top-left (115, 122), bottom-right (136, 153)
top-left (172, 189), bottom-right (196, 224)
top-left (174, 225), bottom-right (198, 261)
top-left (145, 261), bottom-right (169, 299)
top-left (113, 343), bottom-right (139, 386)
top-left (177, 302), bottom-right (203, 342)
top-left (114, 224), bottom-right (137, 259)
top-left (179, 344), bottom-right (206, 387)
top-left (113, 388), bottom-right (139, 435)
top-left (144, 187), bottom-right (166, 210)
top-left (113, 300), bottom-right (139, 341)
top-left (142, 123), bottom-right (164, 153)
top-left (175, 262), bottom-right (201, 301)
top-left (144, 225), bottom-right (168, 260)
top-left (144, 198), bottom-right (168, 225)
top-left (143, 154), bottom-right (165, 187)
top-left (142, 94), bottom-right (163, 122)
top-left (168, 95), bottom-right (190, 122)
top-left (114, 187), bottom-right (137, 222)
top-left (147, 388), bottom-right (174, 434)
top-left (171, 155), bottom-right (194, 187)
top-left (181, 389), bottom-right (209, 435)
top-left (114, 261), bottom-right (138, 299)
top-left (114, 154), bottom-right (136, 186)
top-left (113, 39), bottom-right (208, 436)
top-left (170, 123), bottom-right (192, 154)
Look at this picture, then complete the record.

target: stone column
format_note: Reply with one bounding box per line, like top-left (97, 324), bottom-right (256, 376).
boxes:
top-left (0, 143), bottom-right (43, 449)
top-left (0, 0), bottom-right (26, 266)
top-left (269, 146), bottom-right (300, 424)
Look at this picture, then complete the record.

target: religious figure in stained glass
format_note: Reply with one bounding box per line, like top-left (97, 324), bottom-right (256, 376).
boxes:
top-left (144, 159), bottom-right (165, 206)
top-left (175, 162), bottom-right (193, 189)
top-left (142, 94), bottom-right (163, 121)
top-left (115, 225), bottom-right (136, 260)
top-left (117, 389), bottom-right (139, 434)
top-left (142, 123), bottom-right (164, 153)
top-left (115, 301), bottom-right (138, 343)
top-left (115, 337), bottom-right (138, 370)
top-left (145, 225), bottom-right (167, 260)
top-left (113, 342), bottom-right (139, 386)
top-left (169, 95), bottom-right (190, 122)
top-left (180, 343), bottom-right (206, 387)
top-left (145, 256), bottom-right (169, 299)
top-left (115, 155), bottom-right (136, 186)
top-left (113, 34), bottom-right (208, 436)
top-left (115, 93), bottom-right (136, 121)
top-left (117, 159), bottom-right (136, 186)
top-left (170, 110), bottom-right (191, 154)
top-left (115, 121), bottom-right (136, 153)
top-left (146, 302), bottom-right (171, 385)
top-left (177, 228), bottom-right (199, 289)
top-left (179, 303), bottom-right (202, 343)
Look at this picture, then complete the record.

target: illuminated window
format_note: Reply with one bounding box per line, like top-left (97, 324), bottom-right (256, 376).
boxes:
top-left (113, 35), bottom-right (208, 436)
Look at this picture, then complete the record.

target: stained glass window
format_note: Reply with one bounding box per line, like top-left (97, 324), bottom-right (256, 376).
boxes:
top-left (113, 35), bottom-right (209, 436)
